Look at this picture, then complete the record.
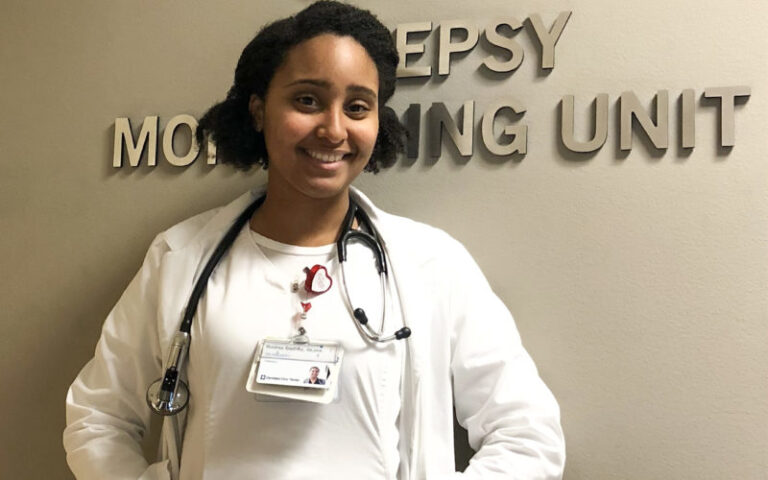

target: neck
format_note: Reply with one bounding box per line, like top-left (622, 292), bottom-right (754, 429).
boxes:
top-left (250, 187), bottom-right (351, 247)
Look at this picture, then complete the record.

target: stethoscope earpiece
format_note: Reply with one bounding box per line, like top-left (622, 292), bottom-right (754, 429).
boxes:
top-left (395, 327), bottom-right (411, 340)
top-left (353, 308), bottom-right (369, 325)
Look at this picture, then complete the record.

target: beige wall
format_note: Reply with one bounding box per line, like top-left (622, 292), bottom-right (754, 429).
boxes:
top-left (2, 0), bottom-right (766, 478)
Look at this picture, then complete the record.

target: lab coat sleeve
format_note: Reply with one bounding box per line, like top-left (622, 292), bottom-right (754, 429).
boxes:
top-left (446, 239), bottom-right (565, 479)
top-left (63, 235), bottom-right (171, 480)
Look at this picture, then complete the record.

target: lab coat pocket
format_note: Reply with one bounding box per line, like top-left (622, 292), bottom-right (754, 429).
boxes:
top-left (139, 460), bottom-right (172, 480)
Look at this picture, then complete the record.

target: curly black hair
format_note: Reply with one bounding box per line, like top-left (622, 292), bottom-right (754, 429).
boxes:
top-left (196, 1), bottom-right (405, 172)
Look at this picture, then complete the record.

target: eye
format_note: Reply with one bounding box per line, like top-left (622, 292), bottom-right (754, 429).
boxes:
top-left (346, 101), bottom-right (372, 117)
top-left (294, 95), bottom-right (319, 110)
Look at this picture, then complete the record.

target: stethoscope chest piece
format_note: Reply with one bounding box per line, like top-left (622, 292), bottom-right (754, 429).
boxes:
top-left (147, 331), bottom-right (192, 415)
top-left (147, 377), bottom-right (189, 416)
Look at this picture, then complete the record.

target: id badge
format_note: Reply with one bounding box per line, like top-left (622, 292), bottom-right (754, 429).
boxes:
top-left (246, 338), bottom-right (343, 404)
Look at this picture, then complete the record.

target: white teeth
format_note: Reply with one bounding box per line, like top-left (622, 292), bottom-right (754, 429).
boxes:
top-left (306, 149), bottom-right (345, 163)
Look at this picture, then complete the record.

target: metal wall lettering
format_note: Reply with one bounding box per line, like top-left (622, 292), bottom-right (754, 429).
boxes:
top-left (114, 84), bottom-right (752, 167)
top-left (438, 20), bottom-right (479, 76)
top-left (113, 116), bottom-right (158, 167)
top-left (111, 10), bottom-right (752, 166)
top-left (428, 101), bottom-right (474, 157)
top-left (113, 116), bottom-right (216, 167)
top-left (481, 99), bottom-right (527, 155)
top-left (681, 89), bottom-right (696, 149)
top-left (162, 114), bottom-right (200, 167)
top-left (561, 94), bottom-right (609, 153)
top-left (528, 12), bottom-right (572, 69)
top-left (395, 22), bottom-right (433, 78)
top-left (404, 104), bottom-right (421, 159)
top-left (620, 90), bottom-right (669, 151)
top-left (703, 86), bottom-right (751, 147)
top-left (482, 18), bottom-right (525, 73)
top-left (205, 139), bottom-right (217, 165)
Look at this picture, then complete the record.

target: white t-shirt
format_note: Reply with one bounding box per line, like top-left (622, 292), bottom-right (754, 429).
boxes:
top-left (178, 226), bottom-right (402, 480)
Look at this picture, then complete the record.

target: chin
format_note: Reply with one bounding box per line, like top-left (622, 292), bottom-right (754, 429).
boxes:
top-left (294, 180), bottom-right (353, 201)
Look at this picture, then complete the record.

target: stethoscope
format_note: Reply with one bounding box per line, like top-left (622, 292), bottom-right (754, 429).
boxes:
top-left (147, 194), bottom-right (412, 416)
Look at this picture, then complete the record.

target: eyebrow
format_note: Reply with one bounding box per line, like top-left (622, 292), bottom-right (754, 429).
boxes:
top-left (287, 79), bottom-right (377, 99)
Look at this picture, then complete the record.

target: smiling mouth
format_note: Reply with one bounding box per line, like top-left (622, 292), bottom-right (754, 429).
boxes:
top-left (304, 149), bottom-right (350, 164)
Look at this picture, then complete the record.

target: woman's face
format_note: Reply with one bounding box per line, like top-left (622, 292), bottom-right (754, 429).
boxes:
top-left (251, 34), bottom-right (380, 202)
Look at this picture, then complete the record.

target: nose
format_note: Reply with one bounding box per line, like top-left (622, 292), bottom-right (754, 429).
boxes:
top-left (316, 105), bottom-right (347, 144)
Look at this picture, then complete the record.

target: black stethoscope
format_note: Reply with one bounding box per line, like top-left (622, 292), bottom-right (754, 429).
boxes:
top-left (147, 194), bottom-right (412, 416)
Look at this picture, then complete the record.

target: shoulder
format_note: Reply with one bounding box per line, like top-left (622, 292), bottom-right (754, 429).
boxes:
top-left (364, 209), bottom-right (475, 275)
top-left (150, 189), bottom-right (262, 254)
top-left (156, 208), bottom-right (223, 251)
top-left (352, 186), bottom-right (458, 248)
top-left (379, 211), bottom-right (460, 253)
top-left (351, 186), bottom-right (473, 266)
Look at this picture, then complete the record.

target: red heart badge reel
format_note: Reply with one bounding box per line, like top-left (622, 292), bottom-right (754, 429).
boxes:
top-left (304, 265), bottom-right (332, 295)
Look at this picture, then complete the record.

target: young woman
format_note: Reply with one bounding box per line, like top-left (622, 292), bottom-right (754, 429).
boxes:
top-left (64, 2), bottom-right (565, 479)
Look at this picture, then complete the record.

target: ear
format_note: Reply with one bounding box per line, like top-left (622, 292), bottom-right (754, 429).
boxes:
top-left (248, 94), bottom-right (265, 132)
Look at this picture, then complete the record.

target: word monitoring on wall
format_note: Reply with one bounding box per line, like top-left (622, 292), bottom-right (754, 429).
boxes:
top-left (112, 12), bottom-right (751, 168)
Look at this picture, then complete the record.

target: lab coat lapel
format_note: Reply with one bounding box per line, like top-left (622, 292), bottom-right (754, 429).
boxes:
top-left (383, 230), bottom-right (429, 480)
top-left (351, 187), bottom-right (429, 479)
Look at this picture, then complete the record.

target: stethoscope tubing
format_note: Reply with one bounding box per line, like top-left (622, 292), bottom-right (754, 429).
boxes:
top-left (179, 195), bottom-right (266, 333)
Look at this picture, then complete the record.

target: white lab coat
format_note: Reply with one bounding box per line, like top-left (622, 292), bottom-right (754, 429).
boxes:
top-left (64, 186), bottom-right (565, 480)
